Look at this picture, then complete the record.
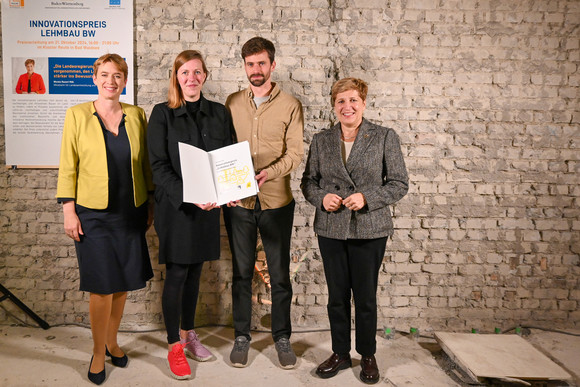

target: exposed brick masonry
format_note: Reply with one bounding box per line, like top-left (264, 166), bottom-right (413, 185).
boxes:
top-left (0, 0), bottom-right (578, 333)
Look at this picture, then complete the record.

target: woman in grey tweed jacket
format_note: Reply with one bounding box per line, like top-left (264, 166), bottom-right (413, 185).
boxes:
top-left (301, 78), bottom-right (408, 385)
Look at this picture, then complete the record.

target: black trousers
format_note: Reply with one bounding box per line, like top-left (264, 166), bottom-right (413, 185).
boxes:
top-left (317, 235), bottom-right (388, 357)
top-left (224, 199), bottom-right (295, 341)
top-left (162, 262), bottom-right (204, 344)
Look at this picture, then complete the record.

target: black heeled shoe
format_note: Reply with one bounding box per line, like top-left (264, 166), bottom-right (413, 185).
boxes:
top-left (106, 346), bottom-right (128, 368)
top-left (88, 356), bottom-right (106, 385)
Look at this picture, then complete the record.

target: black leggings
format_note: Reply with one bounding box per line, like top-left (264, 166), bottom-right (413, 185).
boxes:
top-left (162, 262), bottom-right (204, 344)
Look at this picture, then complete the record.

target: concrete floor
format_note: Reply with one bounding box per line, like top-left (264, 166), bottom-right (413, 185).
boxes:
top-left (0, 325), bottom-right (578, 387)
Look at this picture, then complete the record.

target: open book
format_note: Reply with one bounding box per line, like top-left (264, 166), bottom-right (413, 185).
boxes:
top-left (178, 141), bottom-right (258, 205)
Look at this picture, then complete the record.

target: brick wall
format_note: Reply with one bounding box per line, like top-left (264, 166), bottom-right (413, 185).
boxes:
top-left (1, 0), bottom-right (578, 334)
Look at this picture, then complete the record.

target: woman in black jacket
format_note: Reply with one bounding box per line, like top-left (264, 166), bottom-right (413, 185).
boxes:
top-left (148, 50), bottom-right (235, 380)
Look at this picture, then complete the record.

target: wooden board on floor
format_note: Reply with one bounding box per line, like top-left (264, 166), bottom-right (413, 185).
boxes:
top-left (434, 332), bottom-right (572, 383)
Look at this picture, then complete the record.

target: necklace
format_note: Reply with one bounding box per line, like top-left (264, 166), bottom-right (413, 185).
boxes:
top-left (341, 127), bottom-right (359, 141)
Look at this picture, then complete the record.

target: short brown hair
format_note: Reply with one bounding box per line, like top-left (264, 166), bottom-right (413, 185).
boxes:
top-left (331, 78), bottom-right (368, 106)
top-left (167, 50), bottom-right (208, 109)
top-left (25, 59), bottom-right (35, 66)
top-left (241, 37), bottom-right (275, 63)
top-left (93, 53), bottom-right (128, 80)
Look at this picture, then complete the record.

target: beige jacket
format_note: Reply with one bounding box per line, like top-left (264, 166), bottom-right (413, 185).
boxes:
top-left (226, 83), bottom-right (304, 209)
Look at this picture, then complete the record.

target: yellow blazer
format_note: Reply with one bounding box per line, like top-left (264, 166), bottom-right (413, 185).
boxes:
top-left (56, 101), bottom-right (154, 209)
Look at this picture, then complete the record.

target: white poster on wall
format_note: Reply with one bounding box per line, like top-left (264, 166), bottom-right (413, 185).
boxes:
top-left (1, 0), bottom-right (134, 167)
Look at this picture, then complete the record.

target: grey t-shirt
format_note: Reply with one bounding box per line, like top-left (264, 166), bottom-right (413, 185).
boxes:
top-left (254, 96), bottom-right (269, 108)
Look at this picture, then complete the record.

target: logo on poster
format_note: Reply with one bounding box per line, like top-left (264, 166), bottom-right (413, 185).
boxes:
top-left (109, 0), bottom-right (120, 5)
top-left (9, 0), bottom-right (24, 8)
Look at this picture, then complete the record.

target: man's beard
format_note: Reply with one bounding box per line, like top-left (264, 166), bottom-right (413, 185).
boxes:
top-left (249, 74), bottom-right (266, 87)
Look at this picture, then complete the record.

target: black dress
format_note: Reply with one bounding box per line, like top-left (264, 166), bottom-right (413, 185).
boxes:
top-left (74, 115), bottom-right (153, 294)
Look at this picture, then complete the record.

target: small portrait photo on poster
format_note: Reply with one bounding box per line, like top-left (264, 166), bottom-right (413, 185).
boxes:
top-left (13, 57), bottom-right (48, 95)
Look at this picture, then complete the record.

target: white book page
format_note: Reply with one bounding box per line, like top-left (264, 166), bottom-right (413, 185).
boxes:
top-left (178, 142), bottom-right (218, 204)
top-left (209, 141), bottom-right (258, 205)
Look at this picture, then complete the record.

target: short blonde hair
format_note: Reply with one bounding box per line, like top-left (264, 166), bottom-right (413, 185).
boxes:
top-left (93, 53), bottom-right (128, 80)
top-left (330, 77), bottom-right (368, 106)
top-left (25, 59), bottom-right (35, 66)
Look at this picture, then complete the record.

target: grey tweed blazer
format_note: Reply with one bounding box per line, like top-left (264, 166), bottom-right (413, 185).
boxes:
top-left (301, 118), bottom-right (409, 240)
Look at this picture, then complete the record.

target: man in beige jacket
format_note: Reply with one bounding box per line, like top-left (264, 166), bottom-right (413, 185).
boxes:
top-left (224, 36), bottom-right (304, 370)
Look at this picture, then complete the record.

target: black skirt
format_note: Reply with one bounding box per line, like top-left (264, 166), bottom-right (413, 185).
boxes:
top-left (75, 203), bottom-right (153, 294)
top-left (74, 116), bottom-right (153, 294)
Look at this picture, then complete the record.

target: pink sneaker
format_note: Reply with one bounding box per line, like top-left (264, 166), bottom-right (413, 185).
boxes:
top-left (167, 343), bottom-right (191, 380)
top-left (181, 330), bottom-right (213, 362)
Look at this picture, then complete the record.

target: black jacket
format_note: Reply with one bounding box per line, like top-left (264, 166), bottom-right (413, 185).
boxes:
top-left (148, 94), bottom-right (235, 264)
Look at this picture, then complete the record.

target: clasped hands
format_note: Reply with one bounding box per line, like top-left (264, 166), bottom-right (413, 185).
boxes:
top-left (323, 192), bottom-right (366, 212)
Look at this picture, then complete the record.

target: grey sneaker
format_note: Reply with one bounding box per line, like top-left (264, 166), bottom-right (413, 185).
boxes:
top-left (275, 337), bottom-right (296, 369)
top-left (230, 336), bottom-right (250, 367)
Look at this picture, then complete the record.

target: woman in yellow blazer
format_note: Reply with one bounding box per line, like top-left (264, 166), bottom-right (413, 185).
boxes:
top-left (56, 54), bottom-right (154, 385)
